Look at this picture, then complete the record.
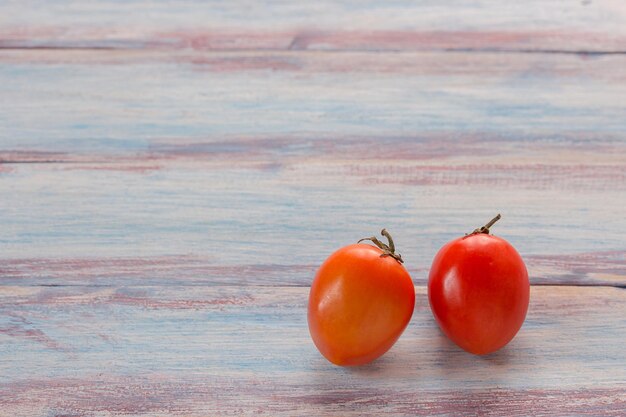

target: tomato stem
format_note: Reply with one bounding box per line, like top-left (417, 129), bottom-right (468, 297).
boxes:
top-left (358, 229), bottom-right (404, 263)
top-left (467, 213), bottom-right (501, 235)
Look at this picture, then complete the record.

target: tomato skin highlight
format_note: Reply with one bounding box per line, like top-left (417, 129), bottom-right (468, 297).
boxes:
top-left (308, 244), bottom-right (415, 366)
top-left (428, 234), bottom-right (529, 355)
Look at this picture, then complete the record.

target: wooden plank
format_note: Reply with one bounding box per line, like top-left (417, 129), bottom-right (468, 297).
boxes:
top-left (1, 1), bottom-right (626, 51)
top-left (0, 151), bottom-right (624, 286)
top-left (1, 251), bottom-right (625, 288)
top-left (1, 285), bottom-right (624, 416)
top-left (1, 50), bottom-right (625, 152)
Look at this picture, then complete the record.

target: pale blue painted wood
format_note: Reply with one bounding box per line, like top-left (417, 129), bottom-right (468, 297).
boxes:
top-left (0, 52), bottom-right (624, 283)
top-left (1, 1), bottom-right (626, 416)
top-left (0, 286), bottom-right (625, 415)
top-left (1, 52), bottom-right (626, 152)
top-left (1, 1), bottom-right (626, 51)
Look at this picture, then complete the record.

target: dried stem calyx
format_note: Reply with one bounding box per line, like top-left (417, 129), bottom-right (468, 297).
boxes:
top-left (467, 214), bottom-right (501, 236)
top-left (358, 229), bottom-right (404, 263)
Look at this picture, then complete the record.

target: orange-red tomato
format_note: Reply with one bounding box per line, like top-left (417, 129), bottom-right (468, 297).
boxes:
top-left (428, 218), bottom-right (529, 355)
top-left (308, 242), bottom-right (415, 366)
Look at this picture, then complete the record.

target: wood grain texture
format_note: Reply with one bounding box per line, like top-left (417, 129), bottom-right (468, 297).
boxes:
top-left (1, 285), bottom-right (625, 416)
top-left (1, 1), bottom-right (626, 52)
top-left (1, 251), bottom-right (625, 288)
top-left (0, 51), bottom-right (625, 285)
top-left (1, 1), bottom-right (626, 415)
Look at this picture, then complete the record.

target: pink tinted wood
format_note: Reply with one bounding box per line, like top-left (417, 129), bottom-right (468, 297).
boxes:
top-left (0, 286), bottom-right (624, 415)
top-left (1, 1), bottom-right (625, 416)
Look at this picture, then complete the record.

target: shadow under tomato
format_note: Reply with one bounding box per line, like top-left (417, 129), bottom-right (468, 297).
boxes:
top-left (342, 354), bottom-right (397, 375)
top-left (430, 327), bottom-right (523, 384)
top-left (307, 347), bottom-right (418, 379)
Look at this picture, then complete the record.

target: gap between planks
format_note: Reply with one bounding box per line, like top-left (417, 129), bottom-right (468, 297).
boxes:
top-left (2, 45), bottom-right (626, 55)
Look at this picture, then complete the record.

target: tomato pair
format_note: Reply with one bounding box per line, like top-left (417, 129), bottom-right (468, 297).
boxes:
top-left (308, 215), bottom-right (529, 365)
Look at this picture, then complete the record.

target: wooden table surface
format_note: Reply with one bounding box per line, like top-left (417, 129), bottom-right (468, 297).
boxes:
top-left (1, 1), bottom-right (625, 416)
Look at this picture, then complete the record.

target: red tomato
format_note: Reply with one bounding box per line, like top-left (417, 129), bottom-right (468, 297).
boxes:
top-left (428, 215), bottom-right (529, 355)
top-left (308, 230), bottom-right (415, 366)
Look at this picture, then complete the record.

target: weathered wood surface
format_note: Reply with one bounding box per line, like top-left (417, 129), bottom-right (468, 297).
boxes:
top-left (1, 49), bottom-right (625, 287)
top-left (1, 1), bottom-right (626, 415)
top-left (1, 286), bottom-right (625, 416)
top-left (1, 1), bottom-right (626, 52)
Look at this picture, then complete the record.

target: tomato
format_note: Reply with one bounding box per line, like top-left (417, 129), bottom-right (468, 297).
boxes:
top-left (308, 230), bottom-right (415, 366)
top-left (428, 215), bottom-right (529, 355)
